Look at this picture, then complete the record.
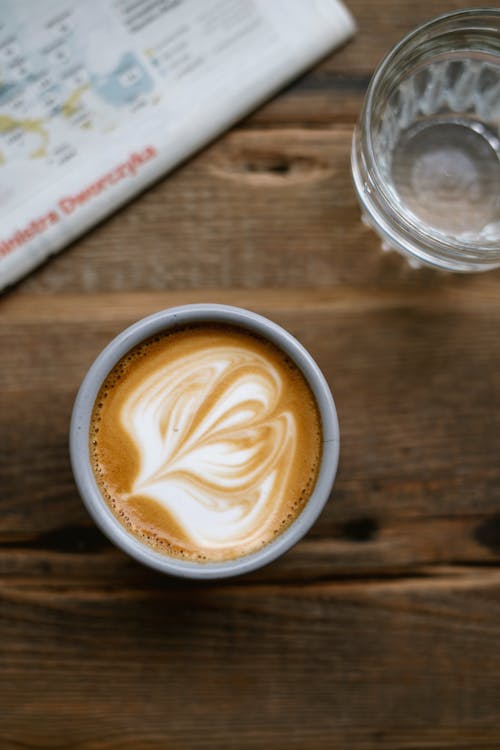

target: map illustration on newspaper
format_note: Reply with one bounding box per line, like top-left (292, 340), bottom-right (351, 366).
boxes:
top-left (0, 0), bottom-right (355, 290)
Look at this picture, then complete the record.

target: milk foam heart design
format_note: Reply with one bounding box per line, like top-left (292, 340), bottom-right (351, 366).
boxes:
top-left (89, 323), bottom-right (323, 563)
top-left (120, 346), bottom-right (297, 549)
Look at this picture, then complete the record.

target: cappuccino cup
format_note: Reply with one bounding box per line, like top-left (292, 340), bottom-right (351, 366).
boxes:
top-left (70, 304), bottom-right (339, 579)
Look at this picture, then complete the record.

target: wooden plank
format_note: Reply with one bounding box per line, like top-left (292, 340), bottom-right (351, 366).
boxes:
top-left (11, 128), bottom-right (362, 294)
top-left (1, 570), bottom-right (500, 749)
top-left (239, 0), bottom-right (495, 126)
top-left (5, 281), bottom-right (500, 322)
top-left (244, 76), bottom-right (367, 127)
top-left (9, 127), bottom-right (500, 295)
top-left (312, 0), bottom-right (494, 77)
top-left (0, 519), bottom-right (499, 586)
top-left (2, 289), bottom-right (500, 575)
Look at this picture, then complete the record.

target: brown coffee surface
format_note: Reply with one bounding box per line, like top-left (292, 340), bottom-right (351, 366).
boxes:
top-left (90, 324), bottom-right (322, 562)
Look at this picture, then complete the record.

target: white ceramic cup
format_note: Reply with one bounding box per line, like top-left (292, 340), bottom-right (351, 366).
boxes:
top-left (70, 304), bottom-right (339, 579)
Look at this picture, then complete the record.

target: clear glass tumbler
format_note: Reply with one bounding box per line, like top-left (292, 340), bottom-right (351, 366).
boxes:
top-left (352, 9), bottom-right (500, 272)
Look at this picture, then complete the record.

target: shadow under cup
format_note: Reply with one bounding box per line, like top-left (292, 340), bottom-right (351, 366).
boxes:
top-left (70, 304), bottom-right (339, 579)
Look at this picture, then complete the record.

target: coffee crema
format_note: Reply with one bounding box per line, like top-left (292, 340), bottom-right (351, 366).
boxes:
top-left (90, 324), bottom-right (322, 562)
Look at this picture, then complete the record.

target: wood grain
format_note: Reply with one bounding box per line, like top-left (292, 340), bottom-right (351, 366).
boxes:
top-left (2, 288), bottom-right (500, 573)
top-left (2, 0), bottom-right (500, 747)
top-left (1, 572), bottom-right (500, 750)
top-left (14, 127), bottom-right (500, 295)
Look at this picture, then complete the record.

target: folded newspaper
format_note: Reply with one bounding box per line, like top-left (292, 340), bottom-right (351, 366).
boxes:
top-left (0, 0), bottom-right (355, 290)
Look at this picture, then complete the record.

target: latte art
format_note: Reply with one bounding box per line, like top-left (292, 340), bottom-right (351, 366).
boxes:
top-left (122, 346), bottom-right (297, 546)
top-left (90, 325), bottom-right (322, 562)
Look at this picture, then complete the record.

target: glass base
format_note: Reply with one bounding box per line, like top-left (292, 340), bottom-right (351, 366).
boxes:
top-left (391, 119), bottom-right (500, 238)
top-left (361, 213), bottom-right (425, 269)
top-left (351, 127), bottom-right (500, 273)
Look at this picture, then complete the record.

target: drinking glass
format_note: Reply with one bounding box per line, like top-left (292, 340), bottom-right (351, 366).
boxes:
top-left (352, 9), bottom-right (500, 271)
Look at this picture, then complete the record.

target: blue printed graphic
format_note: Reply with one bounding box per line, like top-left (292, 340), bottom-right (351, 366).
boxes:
top-left (93, 52), bottom-right (154, 106)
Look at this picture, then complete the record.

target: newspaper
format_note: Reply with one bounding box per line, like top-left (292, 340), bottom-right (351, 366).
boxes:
top-left (0, 0), bottom-right (355, 291)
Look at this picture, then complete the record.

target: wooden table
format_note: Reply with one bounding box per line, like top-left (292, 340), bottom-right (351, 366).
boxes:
top-left (2, 1), bottom-right (500, 747)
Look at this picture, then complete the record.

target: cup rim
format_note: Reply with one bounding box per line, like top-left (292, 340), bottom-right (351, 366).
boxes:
top-left (70, 304), bottom-right (340, 579)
